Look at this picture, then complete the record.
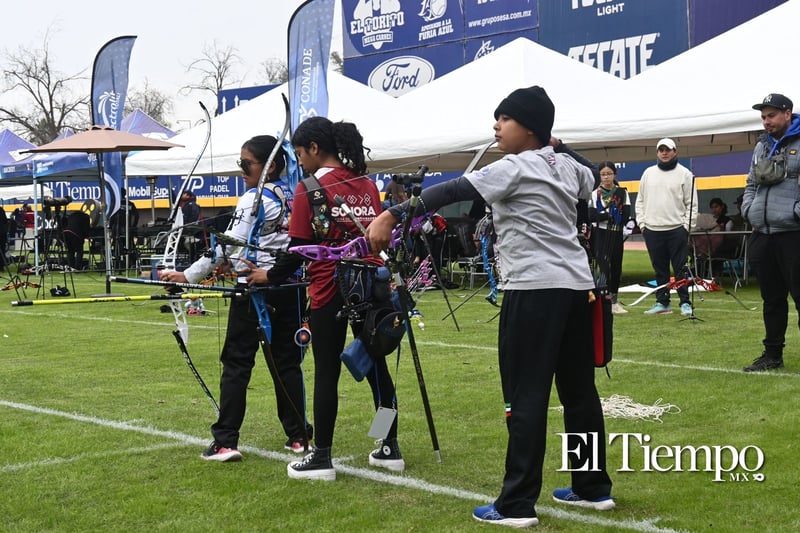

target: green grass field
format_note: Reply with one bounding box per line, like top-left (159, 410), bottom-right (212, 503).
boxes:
top-left (1, 252), bottom-right (799, 532)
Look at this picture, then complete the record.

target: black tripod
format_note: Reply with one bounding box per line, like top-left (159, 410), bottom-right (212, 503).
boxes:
top-left (37, 205), bottom-right (76, 299)
top-left (681, 173), bottom-right (703, 322)
top-left (411, 215), bottom-right (460, 331)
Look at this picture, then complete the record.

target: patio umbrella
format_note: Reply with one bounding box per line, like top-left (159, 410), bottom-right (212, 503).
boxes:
top-left (25, 126), bottom-right (182, 295)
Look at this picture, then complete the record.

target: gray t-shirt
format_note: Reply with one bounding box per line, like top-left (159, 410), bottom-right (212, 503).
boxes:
top-left (466, 146), bottom-right (595, 291)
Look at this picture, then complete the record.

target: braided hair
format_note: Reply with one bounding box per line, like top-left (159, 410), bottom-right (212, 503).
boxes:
top-left (291, 116), bottom-right (370, 175)
top-left (241, 135), bottom-right (287, 180)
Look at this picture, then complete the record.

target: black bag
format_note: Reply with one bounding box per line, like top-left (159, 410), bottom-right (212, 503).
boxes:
top-left (50, 285), bottom-right (71, 297)
top-left (361, 304), bottom-right (405, 358)
top-left (337, 260), bottom-right (406, 379)
top-left (753, 149), bottom-right (788, 185)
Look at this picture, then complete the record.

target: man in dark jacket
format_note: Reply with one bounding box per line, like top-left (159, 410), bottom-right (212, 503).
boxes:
top-left (742, 93), bottom-right (800, 372)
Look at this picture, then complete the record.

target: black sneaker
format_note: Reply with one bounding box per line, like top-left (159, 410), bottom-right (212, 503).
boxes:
top-left (743, 353), bottom-right (784, 372)
top-left (287, 447), bottom-right (335, 480)
top-left (368, 438), bottom-right (405, 472)
top-left (200, 442), bottom-right (242, 462)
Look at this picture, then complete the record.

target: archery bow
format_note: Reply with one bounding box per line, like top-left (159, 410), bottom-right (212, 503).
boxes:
top-left (160, 101), bottom-right (212, 345)
top-left (155, 102), bottom-right (216, 414)
top-left (247, 94), bottom-right (311, 451)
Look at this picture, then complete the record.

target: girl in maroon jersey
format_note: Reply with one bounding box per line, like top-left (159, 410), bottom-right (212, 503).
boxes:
top-left (248, 116), bottom-right (404, 480)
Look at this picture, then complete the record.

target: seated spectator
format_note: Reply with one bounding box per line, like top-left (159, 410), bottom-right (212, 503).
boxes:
top-left (693, 198), bottom-right (736, 258)
top-left (180, 190), bottom-right (206, 262)
top-left (382, 181), bottom-right (408, 210)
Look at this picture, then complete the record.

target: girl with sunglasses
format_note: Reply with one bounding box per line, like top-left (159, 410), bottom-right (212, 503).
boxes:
top-left (161, 134), bottom-right (313, 461)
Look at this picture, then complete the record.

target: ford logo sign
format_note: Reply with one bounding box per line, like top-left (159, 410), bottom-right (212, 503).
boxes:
top-left (368, 56), bottom-right (435, 97)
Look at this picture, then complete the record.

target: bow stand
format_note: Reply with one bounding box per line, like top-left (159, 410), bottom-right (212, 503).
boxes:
top-left (363, 165), bottom-right (442, 462)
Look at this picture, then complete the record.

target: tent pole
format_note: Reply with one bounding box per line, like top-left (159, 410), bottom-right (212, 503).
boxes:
top-left (124, 173), bottom-right (130, 273)
top-left (96, 155), bottom-right (114, 295)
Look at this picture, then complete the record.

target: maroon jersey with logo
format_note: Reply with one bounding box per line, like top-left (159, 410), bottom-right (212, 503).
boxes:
top-left (290, 166), bottom-right (383, 308)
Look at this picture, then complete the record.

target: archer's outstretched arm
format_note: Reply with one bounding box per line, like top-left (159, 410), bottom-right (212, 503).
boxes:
top-left (367, 177), bottom-right (483, 252)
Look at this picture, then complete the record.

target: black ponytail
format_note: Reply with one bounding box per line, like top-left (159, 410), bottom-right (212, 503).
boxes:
top-left (292, 116), bottom-right (370, 175)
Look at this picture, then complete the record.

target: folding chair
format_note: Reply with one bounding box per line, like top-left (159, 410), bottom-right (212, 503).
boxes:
top-left (693, 232), bottom-right (747, 290)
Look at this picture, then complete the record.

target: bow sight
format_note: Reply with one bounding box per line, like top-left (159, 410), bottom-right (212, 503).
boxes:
top-left (391, 165), bottom-right (428, 186)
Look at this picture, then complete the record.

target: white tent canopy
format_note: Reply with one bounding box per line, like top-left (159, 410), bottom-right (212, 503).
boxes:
top-left (568, 0), bottom-right (798, 162)
top-left (127, 1), bottom-right (794, 176)
top-left (125, 73), bottom-right (398, 177)
top-left (367, 37), bottom-right (626, 171)
top-left (378, 0), bottom-right (796, 166)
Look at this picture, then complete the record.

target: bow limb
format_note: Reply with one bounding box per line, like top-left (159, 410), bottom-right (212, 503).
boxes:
top-left (251, 94), bottom-right (291, 218)
top-left (151, 102), bottom-right (217, 415)
top-left (168, 101), bottom-right (212, 224)
top-left (161, 103), bottom-right (213, 344)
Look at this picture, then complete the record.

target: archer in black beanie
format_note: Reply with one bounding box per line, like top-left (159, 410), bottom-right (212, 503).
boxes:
top-left (494, 86), bottom-right (555, 146)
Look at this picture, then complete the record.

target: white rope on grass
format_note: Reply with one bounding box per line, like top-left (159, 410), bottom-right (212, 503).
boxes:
top-left (553, 394), bottom-right (681, 422)
top-left (600, 394), bottom-right (681, 422)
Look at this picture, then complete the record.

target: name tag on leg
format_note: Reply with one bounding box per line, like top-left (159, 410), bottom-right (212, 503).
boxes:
top-left (368, 407), bottom-right (397, 439)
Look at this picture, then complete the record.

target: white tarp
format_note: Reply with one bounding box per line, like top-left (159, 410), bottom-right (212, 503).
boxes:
top-left (0, 184), bottom-right (52, 201)
top-left (376, 0), bottom-right (795, 167)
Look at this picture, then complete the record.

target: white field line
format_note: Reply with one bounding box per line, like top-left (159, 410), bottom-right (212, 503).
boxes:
top-left (0, 309), bottom-right (800, 378)
top-left (0, 399), bottom-right (686, 533)
top-left (2, 308), bottom-right (796, 378)
top-left (0, 442), bottom-right (186, 472)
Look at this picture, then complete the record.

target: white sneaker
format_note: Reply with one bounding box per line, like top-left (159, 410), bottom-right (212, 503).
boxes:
top-left (611, 302), bottom-right (628, 314)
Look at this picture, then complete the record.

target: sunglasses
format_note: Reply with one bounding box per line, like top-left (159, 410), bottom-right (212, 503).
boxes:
top-left (237, 158), bottom-right (263, 175)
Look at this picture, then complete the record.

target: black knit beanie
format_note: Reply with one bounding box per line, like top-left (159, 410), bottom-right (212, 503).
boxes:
top-left (494, 86), bottom-right (554, 145)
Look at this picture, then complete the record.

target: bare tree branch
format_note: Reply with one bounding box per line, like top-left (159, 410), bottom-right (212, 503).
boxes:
top-left (259, 58), bottom-right (288, 84)
top-left (180, 40), bottom-right (242, 115)
top-left (125, 78), bottom-right (174, 128)
top-left (0, 30), bottom-right (89, 144)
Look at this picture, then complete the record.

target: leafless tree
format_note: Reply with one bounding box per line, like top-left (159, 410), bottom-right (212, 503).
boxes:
top-left (124, 78), bottom-right (173, 128)
top-left (0, 32), bottom-right (89, 144)
top-left (256, 52), bottom-right (344, 86)
top-left (330, 51), bottom-right (344, 74)
top-left (259, 58), bottom-right (288, 84)
top-left (181, 41), bottom-right (243, 115)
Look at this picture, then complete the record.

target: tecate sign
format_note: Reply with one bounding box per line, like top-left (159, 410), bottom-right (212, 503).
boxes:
top-left (368, 55), bottom-right (435, 97)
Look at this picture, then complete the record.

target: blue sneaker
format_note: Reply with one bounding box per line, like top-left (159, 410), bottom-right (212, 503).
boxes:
top-left (552, 487), bottom-right (615, 511)
top-left (472, 503), bottom-right (538, 528)
top-left (680, 303), bottom-right (693, 316)
top-left (643, 302), bottom-right (672, 315)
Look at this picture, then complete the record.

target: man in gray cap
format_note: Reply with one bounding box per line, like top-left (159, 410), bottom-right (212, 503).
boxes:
top-left (635, 137), bottom-right (698, 316)
top-left (742, 93), bottom-right (800, 372)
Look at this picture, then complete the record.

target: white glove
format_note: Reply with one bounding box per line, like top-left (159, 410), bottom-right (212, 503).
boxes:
top-left (622, 220), bottom-right (636, 237)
